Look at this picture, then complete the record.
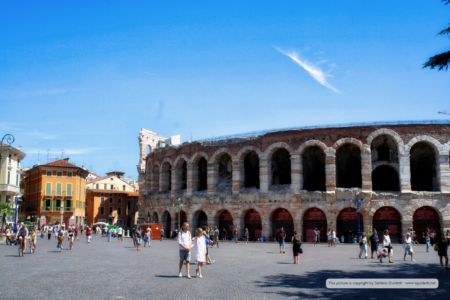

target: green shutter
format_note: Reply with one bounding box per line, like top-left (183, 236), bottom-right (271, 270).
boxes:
top-left (45, 183), bottom-right (51, 195)
top-left (66, 184), bottom-right (72, 196)
top-left (56, 183), bottom-right (62, 196)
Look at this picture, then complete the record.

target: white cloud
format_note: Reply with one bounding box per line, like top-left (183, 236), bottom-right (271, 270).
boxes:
top-left (275, 47), bottom-right (341, 94)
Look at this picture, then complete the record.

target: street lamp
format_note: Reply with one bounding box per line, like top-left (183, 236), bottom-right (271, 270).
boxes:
top-left (13, 195), bottom-right (22, 234)
top-left (175, 197), bottom-right (183, 230)
top-left (60, 200), bottom-right (64, 227)
top-left (0, 134), bottom-right (15, 202)
top-left (354, 197), bottom-right (363, 242)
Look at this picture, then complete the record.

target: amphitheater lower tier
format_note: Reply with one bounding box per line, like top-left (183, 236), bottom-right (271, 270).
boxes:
top-left (139, 189), bottom-right (450, 243)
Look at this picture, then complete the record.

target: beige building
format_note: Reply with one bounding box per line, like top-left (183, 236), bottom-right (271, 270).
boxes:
top-left (0, 143), bottom-right (26, 207)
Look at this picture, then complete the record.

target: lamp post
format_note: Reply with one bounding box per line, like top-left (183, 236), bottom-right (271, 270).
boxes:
top-left (0, 134), bottom-right (15, 204)
top-left (175, 197), bottom-right (183, 230)
top-left (355, 197), bottom-right (363, 242)
top-left (60, 200), bottom-right (64, 227)
top-left (13, 195), bottom-right (22, 234)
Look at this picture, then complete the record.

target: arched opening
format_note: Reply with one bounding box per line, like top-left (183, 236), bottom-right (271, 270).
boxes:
top-left (271, 148), bottom-right (291, 187)
top-left (413, 206), bottom-right (441, 244)
top-left (271, 208), bottom-right (294, 241)
top-left (244, 151), bottom-right (260, 188)
top-left (193, 210), bottom-right (208, 230)
top-left (410, 142), bottom-right (439, 191)
top-left (372, 207), bottom-right (402, 243)
top-left (337, 207), bottom-right (364, 243)
top-left (197, 157), bottom-right (208, 191)
top-left (217, 153), bottom-right (232, 191)
top-left (152, 212), bottom-right (159, 223)
top-left (175, 159), bottom-right (187, 191)
top-left (303, 208), bottom-right (327, 242)
top-left (244, 209), bottom-right (262, 241)
top-left (147, 212), bottom-right (151, 223)
top-left (371, 135), bottom-right (399, 163)
top-left (372, 165), bottom-right (400, 191)
top-left (161, 162), bottom-right (172, 192)
top-left (174, 210), bottom-right (188, 231)
top-left (162, 211), bottom-right (171, 238)
top-left (336, 144), bottom-right (362, 188)
top-left (217, 210), bottom-right (234, 240)
top-left (302, 146), bottom-right (326, 191)
top-left (146, 145), bottom-right (151, 156)
top-left (151, 165), bottom-right (159, 192)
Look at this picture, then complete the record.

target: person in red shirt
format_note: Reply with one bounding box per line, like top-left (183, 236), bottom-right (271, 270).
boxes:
top-left (86, 226), bottom-right (92, 243)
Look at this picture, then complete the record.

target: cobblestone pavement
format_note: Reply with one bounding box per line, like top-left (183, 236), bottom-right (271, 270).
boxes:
top-left (0, 237), bottom-right (449, 300)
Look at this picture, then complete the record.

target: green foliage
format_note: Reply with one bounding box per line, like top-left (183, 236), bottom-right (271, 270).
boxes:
top-left (424, 1), bottom-right (450, 71)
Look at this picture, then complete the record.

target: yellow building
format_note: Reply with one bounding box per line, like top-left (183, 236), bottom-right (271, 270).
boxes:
top-left (22, 158), bottom-right (89, 226)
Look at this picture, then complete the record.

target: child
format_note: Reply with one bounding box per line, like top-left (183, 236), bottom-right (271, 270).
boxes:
top-left (359, 232), bottom-right (367, 259)
top-left (403, 232), bottom-right (414, 261)
top-left (193, 228), bottom-right (207, 278)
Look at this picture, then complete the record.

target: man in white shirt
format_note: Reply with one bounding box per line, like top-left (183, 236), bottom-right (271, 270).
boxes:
top-left (178, 222), bottom-right (193, 278)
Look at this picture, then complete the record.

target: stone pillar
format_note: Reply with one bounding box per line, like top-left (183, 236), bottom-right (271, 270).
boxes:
top-left (207, 162), bottom-right (217, 194)
top-left (170, 167), bottom-right (177, 198)
top-left (402, 218), bottom-right (413, 236)
top-left (186, 162), bottom-right (194, 197)
top-left (262, 216), bottom-right (270, 239)
top-left (232, 160), bottom-right (241, 195)
top-left (362, 211), bottom-right (372, 234)
top-left (291, 154), bottom-right (301, 194)
top-left (439, 152), bottom-right (450, 192)
top-left (361, 145), bottom-right (372, 191)
top-left (399, 153), bottom-right (411, 192)
top-left (259, 156), bottom-right (269, 193)
top-left (325, 149), bottom-right (336, 191)
top-left (159, 169), bottom-right (164, 193)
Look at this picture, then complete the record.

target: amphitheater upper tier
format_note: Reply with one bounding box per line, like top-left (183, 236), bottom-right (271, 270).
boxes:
top-left (138, 121), bottom-right (450, 242)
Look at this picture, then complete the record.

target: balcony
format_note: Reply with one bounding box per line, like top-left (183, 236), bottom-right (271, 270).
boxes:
top-left (0, 184), bottom-right (20, 194)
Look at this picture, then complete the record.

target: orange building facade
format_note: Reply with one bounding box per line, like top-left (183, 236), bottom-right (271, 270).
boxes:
top-left (22, 158), bottom-right (89, 226)
top-left (86, 190), bottom-right (139, 227)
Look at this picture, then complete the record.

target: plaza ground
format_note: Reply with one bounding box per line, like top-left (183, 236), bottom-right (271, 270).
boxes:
top-left (0, 237), bottom-right (449, 300)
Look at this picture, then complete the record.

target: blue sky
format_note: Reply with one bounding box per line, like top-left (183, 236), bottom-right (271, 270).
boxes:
top-left (0, 1), bottom-right (449, 179)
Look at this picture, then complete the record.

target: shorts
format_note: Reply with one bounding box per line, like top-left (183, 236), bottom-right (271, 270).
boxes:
top-left (118, 234), bottom-right (123, 238)
top-left (279, 240), bottom-right (285, 246)
top-left (179, 249), bottom-right (191, 262)
top-left (404, 245), bottom-right (413, 254)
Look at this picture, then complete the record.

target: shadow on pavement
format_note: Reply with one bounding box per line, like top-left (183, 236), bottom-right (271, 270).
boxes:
top-left (155, 275), bottom-right (182, 278)
top-left (255, 263), bottom-right (450, 300)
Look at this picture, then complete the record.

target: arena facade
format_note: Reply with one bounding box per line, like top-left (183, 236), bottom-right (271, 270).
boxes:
top-left (137, 121), bottom-right (450, 243)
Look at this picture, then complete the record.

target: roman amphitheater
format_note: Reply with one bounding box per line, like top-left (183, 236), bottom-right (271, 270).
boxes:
top-left (137, 121), bottom-right (450, 243)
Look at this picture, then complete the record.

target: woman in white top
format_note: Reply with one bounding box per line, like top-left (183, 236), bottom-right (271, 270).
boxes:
top-left (193, 228), bottom-right (207, 278)
top-left (381, 230), bottom-right (393, 263)
top-left (403, 232), bottom-right (415, 261)
top-left (359, 232), bottom-right (368, 259)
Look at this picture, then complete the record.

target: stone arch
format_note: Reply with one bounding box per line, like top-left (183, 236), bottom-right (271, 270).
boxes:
top-left (333, 138), bottom-right (364, 151)
top-left (264, 142), bottom-right (293, 158)
top-left (372, 206), bottom-right (402, 243)
top-left (372, 165), bottom-right (400, 191)
top-left (336, 207), bottom-right (364, 243)
top-left (302, 207), bottom-right (328, 242)
top-left (405, 135), bottom-right (443, 153)
top-left (174, 210), bottom-right (188, 231)
top-left (242, 208), bottom-right (263, 241)
top-left (269, 147), bottom-right (292, 187)
top-left (192, 210), bottom-right (208, 230)
top-left (367, 128), bottom-right (405, 155)
top-left (215, 209), bottom-right (234, 240)
top-left (160, 161), bottom-right (172, 192)
top-left (174, 156), bottom-right (188, 191)
top-left (151, 163), bottom-right (160, 192)
top-left (210, 147), bottom-right (234, 163)
top-left (335, 142), bottom-right (362, 188)
top-left (152, 211), bottom-right (159, 223)
top-left (238, 148), bottom-right (260, 189)
top-left (212, 151), bottom-right (233, 191)
top-left (409, 141), bottom-right (440, 191)
top-left (190, 153), bottom-right (208, 192)
top-left (270, 207), bottom-right (294, 241)
top-left (190, 151), bottom-right (209, 164)
top-left (413, 206), bottom-right (442, 243)
top-left (161, 211), bottom-right (172, 238)
top-left (301, 145), bottom-right (326, 191)
top-left (297, 140), bottom-right (328, 155)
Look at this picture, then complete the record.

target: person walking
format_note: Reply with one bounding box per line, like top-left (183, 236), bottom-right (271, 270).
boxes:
top-left (213, 226), bottom-right (220, 248)
top-left (292, 231), bottom-right (302, 264)
top-left (57, 226), bottom-right (65, 252)
top-left (5, 225), bottom-right (12, 246)
top-left (314, 228), bottom-right (320, 246)
top-left (16, 223), bottom-right (28, 257)
top-left (178, 222), bottom-right (193, 279)
top-left (117, 226), bottom-right (124, 242)
top-left (160, 227), bottom-right (164, 241)
top-left (358, 232), bottom-right (367, 259)
top-left (30, 228), bottom-right (37, 254)
top-left (435, 232), bottom-right (449, 269)
top-left (135, 227), bottom-right (143, 251)
top-left (327, 228), bottom-right (332, 247)
top-left (278, 227), bottom-right (286, 254)
top-left (244, 228), bottom-right (249, 245)
top-left (68, 226), bottom-right (75, 250)
top-left (144, 226), bottom-right (152, 247)
top-left (193, 228), bottom-right (207, 278)
top-left (86, 225), bottom-right (92, 243)
top-left (369, 229), bottom-right (379, 259)
top-left (233, 228), bottom-right (239, 243)
top-left (423, 229), bottom-right (431, 253)
top-left (331, 229), bottom-right (337, 247)
top-left (380, 229), bottom-right (393, 263)
top-left (403, 232), bottom-right (415, 261)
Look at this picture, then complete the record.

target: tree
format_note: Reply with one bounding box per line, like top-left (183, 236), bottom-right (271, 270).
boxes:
top-left (0, 203), bottom-right (14, 237)
top-left (424, 0), bottom-right (450, 71)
